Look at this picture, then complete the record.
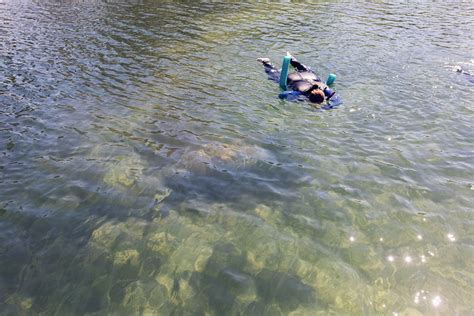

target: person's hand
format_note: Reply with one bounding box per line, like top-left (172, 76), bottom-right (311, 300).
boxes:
top-left (257, 58), bottom-right (271, 64)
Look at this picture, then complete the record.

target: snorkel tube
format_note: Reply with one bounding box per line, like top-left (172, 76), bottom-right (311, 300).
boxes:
top-left (325, 74), bottom-right (337, 100)
top-left (326, 73), bottom-right (336, 86)
top-left (279, 52), bottom-right (292, 90)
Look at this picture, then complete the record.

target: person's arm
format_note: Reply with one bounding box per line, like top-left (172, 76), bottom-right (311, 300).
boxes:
top-left (290, 57), bottom-right (312, 72)
top-left (264, 63), bottom-right (281, 83)
top-left (326, 94), bottom-right (342, 107)
top-left (278, 90), bottom-right (305, 101)
top-left (258, 58), bottom-right (281, 83)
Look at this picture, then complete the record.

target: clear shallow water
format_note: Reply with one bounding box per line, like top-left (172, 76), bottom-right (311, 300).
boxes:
top-left (1, 1), bottom-right (473, 315)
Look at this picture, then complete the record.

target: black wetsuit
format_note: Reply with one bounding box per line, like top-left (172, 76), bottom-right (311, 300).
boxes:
top-left (287, 70), bottom-right (327, 94)
top-left (262, 58), bottom-right (333, 99)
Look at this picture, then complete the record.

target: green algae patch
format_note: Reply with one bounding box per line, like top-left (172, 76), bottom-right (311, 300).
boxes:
top-left (5, 295), bottom-right (33, 312)
top-left (310, 258), bottom-right (369, 314)
top-left (90, 222), bottom-right (122, 249)
top-left (103, 154), bottom-right (145, 189)
top-left (154, 189), bottom-right (171, 204)
top-left (114, 249), bottom-right (140, 266)
top-left (254, 204), bottom-right (272, 220)
top-left (90, 218), bottom-right (147, 251)
top-left (147, 232), bottom-right (177, 257)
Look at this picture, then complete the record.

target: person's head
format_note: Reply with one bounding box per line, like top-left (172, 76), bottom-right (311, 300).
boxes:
top-left (308, 88), bottom-right (325, 104)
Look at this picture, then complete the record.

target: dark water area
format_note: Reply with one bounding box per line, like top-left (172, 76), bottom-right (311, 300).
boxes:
top-left (1, 1), bottom-right (473, 315)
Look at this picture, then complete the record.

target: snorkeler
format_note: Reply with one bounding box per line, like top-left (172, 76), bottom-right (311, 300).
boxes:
top-left (257, 55), bottom-right (340, 106)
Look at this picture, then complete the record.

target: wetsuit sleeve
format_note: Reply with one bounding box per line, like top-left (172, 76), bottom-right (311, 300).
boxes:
top-left (326, 94), bottom-right (343, 107)
top-left (278, 90), bottom-right (304, 101)
top-left (262, 62), bottom-right (281, 83)
top-left (290, 58), bottom-right (312, 72)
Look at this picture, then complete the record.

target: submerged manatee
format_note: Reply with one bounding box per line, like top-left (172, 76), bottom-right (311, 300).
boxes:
top-left (177, 142), bottom-right (273, 174)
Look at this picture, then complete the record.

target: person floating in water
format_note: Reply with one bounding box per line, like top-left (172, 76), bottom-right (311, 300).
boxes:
top-left (257, 54), bottom-right (342, 107)
top-left (453, 65), bottom-right (474, 83)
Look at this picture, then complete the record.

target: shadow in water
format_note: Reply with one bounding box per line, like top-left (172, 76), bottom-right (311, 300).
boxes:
top-left (162, 158), bottom-right (309, 216)
top-left (173, 242), bottom-right (318, 315)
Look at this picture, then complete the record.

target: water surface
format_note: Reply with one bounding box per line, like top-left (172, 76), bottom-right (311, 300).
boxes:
top-left (1, 1), bottom-right (473, 315)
